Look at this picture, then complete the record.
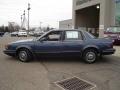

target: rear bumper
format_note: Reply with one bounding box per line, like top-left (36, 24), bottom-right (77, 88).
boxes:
top-left (114, 39), bottom-right (120, 45)
top-left (102, 48), bottom-right (116, 55)
top-left (3, 50), bottom-right (16, 56)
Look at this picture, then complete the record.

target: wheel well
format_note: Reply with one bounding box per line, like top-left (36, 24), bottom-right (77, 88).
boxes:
top-left (16, 47), bottom-right (32, 55)
top-left (83, 47), bottom-right (99, 54)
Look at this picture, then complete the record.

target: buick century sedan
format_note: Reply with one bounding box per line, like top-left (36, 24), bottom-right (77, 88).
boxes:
top-left (4, 29), bottom-right (115, 63)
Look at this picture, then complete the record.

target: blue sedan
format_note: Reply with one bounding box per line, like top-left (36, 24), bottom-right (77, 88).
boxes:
top-left (3, 29), bottom-right (115, 63)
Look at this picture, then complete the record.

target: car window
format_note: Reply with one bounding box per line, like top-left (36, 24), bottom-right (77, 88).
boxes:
top-left (44, 31), bottom-right (62, 41)
top-left (65, 31), bottom-right (82, 40)
top-left (84, 31), bottom-right (95, 39)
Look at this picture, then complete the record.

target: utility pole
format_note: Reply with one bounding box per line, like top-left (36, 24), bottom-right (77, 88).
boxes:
top-left (23, 10), bottom-right (25, 18)
top-left (68, 24), bottom-right (70, 29)
top-left (40, 22), bottom-right (42, 29)
top-left (22, 10), bottom-right (26, 30)
top-left (27, 3), bottom-right (31, 35)
top-left (21, 15), bottom-right (22, 29)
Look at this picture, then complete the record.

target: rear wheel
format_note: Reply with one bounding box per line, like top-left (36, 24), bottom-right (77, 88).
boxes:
top-left (17, 49), bottom-right (33, 62)
top-left (83, 49), bottom-right (98, 64)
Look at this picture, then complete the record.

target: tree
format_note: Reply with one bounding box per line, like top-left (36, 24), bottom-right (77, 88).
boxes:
top-left (46, 26), bottom-right (50, 31)
top-left (0, 25), bottom-right (5, 32)
top-left (14, 25), bottom-right (20, 31)
top-left (4, 26), bottom-right (9, 32)
top-left (8, 22), bottom-right (20, 32)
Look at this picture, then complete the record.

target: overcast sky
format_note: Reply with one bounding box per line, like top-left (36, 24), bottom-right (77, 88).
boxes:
top-left (0, 0), bottom-right (72, 28)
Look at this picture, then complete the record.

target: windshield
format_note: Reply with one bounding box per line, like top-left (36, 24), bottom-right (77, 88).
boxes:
top-left (106, 27), bottom-right (120, 33)
top-left (33, 31), bottom-right (49, 41)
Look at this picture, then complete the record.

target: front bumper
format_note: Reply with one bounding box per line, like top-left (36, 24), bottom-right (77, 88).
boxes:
top-left (3, 50), bottom-right (16, 56)
top-left (102, 48), bottom-right (116, 55)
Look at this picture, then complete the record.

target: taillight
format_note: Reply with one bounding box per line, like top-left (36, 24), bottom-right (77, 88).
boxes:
top-left (118, 35), bottom-right (120, 38)
top-left (112, 40), bottom-right (115, 43)
top-left (110, 42), bottom-right (113, 48)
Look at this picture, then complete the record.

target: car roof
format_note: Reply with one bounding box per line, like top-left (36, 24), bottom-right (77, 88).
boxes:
top-left (51, 29), bottom-right (83, 32)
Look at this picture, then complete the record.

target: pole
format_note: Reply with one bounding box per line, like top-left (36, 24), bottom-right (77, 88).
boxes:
top-left (21, 15), bottom-right (22, 29)
top-left (23, 10), bottom-right (25, 30)
top-left (28, 3), bottom-right (31, 35)
top-left (40, 22), bottom-right (42, 29)
top-left (68, 24), bottom-right (70, 29)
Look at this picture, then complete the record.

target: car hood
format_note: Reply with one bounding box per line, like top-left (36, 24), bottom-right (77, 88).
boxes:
top-left (10, 39), bottom-right (33, 44)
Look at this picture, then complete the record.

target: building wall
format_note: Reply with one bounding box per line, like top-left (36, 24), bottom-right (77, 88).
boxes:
top-left (59, 19), bottom-right (72, 29)
top-left (73, 0), bottom-right (115, 37)
top-left (75, 5), bottom-right (100, 28)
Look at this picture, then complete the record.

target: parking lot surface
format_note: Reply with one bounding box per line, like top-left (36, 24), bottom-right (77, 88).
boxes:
top-left (0, 36), bottom-right (120, 90)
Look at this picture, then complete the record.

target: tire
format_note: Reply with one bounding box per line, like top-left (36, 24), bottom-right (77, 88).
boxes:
top-left (17, 49), bottom-right (33, 62)
top-left (83, 49), bottom-right (98, 64)
top-left (99, 54), bottom-right (103, 59)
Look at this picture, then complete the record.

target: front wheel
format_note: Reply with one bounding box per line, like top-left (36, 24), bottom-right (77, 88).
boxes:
top-left (17, 49), bottom-right (33, 62)
top-left (83, 49), bottom-right (98, 64)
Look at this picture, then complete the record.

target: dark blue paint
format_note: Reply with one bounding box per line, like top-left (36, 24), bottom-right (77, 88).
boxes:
top-left (3, 30), bottom-right (115, 57)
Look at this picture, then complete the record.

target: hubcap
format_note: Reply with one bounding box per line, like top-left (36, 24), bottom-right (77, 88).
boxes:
top-left (86, 52), bottom-right (96, 62)
top-left (19, 51), bottom-right (27, 61)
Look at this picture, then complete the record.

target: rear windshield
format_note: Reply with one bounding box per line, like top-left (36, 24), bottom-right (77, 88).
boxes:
top-left (106, 27), bottom-right (120, 33)
top-left (83, 31), bottom-right (95, 39)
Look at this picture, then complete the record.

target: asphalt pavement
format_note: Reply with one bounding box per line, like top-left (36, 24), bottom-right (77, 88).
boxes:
top-left (0, 36), bottom-right (120, 90)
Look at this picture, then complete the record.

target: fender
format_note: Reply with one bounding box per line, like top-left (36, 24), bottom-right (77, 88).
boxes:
top-left (82, 45), bottom-right (100, 53)
top-left (16, 45), bottom-right (33, 53)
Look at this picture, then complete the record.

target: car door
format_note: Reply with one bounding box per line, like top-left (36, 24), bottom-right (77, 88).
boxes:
top-left (34, 31), bottom-right (63, 55)
top-left (62, 30), bottom-right (84, 55)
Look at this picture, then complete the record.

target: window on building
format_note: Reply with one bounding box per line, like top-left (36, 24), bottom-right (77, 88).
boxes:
top-left (115, 0), bottom-right (120, 25)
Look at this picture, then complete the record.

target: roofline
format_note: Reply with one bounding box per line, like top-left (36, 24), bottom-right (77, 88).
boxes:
top-left (51, 29), bottom-right (83, 32)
